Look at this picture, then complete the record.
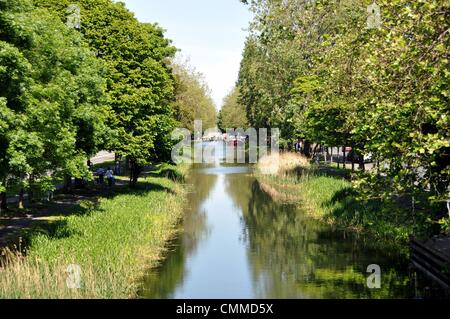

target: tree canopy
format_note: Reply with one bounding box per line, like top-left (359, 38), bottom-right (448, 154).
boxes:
top-left (238, 0), bottom-right (449, 203)
top-left (1, 0), bottom-right (200, 206)
top-left (217, 87), bottom-right (248, 130)
top-left (0, 0), bottom-right (108, 199)
top-left (172, 59), bottom-right (217, 131)
top-left (35, 0), bottom-right (179, 185)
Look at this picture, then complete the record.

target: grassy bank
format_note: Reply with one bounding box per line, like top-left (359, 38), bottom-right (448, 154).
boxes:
top-left (0, 164), bottom-right (188, 298)
top-left (256, 153), bottom-right (422, 242)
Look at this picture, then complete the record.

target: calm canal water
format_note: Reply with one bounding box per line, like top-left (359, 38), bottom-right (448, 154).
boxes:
top-left (140, 146), bottom-right (446, 299)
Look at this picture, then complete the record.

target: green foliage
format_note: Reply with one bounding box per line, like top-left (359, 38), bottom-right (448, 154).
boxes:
top-left (36, 0), bottom-right (178, 184)
top-left (238, 0), bottom-right (362, 142)
top-left (0, 0), bottom-right (108, 193)
top-left (239, 0), bottom-right (449, 224)
top-left (0, 170), bottom-right (186, 298)
top-left (217, 86), bottom-right (248, 130)
top-left (347, 0), bottom-right (449, 202)
top-left (172, 59), bottom-right (217, 131)
top-left (438, 216), bottom-right (450, 234)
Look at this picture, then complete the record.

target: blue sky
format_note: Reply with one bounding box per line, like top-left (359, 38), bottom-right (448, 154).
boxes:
top-left (119, 0), bottom-right (253, 108)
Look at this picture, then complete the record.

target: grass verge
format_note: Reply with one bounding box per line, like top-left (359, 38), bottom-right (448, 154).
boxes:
top-left (256, 153), bottom-right (426, 242)
top-left (0, 164), bottom-right (187, 298)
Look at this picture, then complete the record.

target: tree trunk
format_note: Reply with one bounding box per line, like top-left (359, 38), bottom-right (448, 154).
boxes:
top-left (0, 192), bottom-right (7, 212)
top-left (303, 140), bottom-right (311, 157)
top-left (358, 155), bottom-right (365, 172)
top-left (129, 159), bottom-right (141, 187)
top-left (125, 156), bottom-right (131, 176)
top-left (28, 175), bottom-right (34, 203)
top-left (343, 147), bottom-right (346, 169)
top-left (312, 144), bottom-right (320, 157)
top-left (65, 175), bottom-right (73, 193)
top-left (19, 188), bottom-right (25, 210)
top-left (114, 153), bottom-right (121, 175)
top-left (131, 169), bottom-right (140, 187)
top-left (28, 187), bottom-right (34, 203)
top-left (337, 147), bottom-right (340, 169)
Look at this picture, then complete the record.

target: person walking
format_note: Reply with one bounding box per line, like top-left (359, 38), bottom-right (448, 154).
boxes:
top-left (87, 159), bottom-right (93, 171)
top-left (95, 168), bottom-right (105, 185)
top-left (105, 167), bottom-right (114, 187)
top-left (295, 139), bottom-right (303, 153)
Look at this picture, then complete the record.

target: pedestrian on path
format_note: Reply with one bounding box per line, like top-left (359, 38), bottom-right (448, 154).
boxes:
top-left (295, 139), bottom-right (302, 153)
top-left (106, 167), bottom-right (115, 187)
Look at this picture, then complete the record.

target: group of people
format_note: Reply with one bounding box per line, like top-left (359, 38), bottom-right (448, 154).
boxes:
top-left (87, 160), bottom-right (116, 187)
top-left (86, 156), bottom-right (124, 188)
top-left (97, 167), bottom-right (115, 187)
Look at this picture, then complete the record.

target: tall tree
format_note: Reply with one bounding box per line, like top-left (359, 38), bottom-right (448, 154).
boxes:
top-left (240, 0), bottom-right (449, 205)
top-left (0, 0), bottom-right (108, 208)
top-left (36, 0), bottom-right (178, 186)
top-left (172, 59), bottom-right (217, 131)
top-left (238, 0), bottom-right (362, 148)
top-left (217, 87), bottom-right (248, 130)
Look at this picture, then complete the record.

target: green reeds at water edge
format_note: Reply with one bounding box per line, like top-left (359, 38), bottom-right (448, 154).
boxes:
top-left (0, 165), bottom-right (187, 298)
top-left (256, 153), bottom-right (424, 243)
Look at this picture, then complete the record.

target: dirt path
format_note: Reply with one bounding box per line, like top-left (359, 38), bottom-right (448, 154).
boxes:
top-left (0, 193), bottom-right (98, 248)
top-left (0, 165), bottom-right (161, 250)
top-left (0, 181), bottom-right (129, 249)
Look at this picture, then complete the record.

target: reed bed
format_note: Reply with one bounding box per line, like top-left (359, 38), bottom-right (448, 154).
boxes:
top-left (0, 168), bottom-right (187, 298)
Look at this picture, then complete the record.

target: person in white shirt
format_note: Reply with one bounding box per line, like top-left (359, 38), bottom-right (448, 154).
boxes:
top-left (105, 167), bottom-right (114, 187)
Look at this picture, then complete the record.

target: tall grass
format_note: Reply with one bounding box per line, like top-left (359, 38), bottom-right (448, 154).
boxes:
top-left (256, 153), bottom-right (416, 241)
top-left (0, 166), bottom-right (187, 298)
top-left (257, 153), bottom-right (314, 204)
top-left (258, 152), bottom-right (311, 176)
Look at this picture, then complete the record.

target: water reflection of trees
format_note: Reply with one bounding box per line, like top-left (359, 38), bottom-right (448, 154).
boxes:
top-left (139, 169), bottom-right (217, 298)
top-left (141, 169), bottom-right (413, 299)
top-left (181, 167), bottom-right (217, 254)
top-left (225, 174), bottom-right (412, 299)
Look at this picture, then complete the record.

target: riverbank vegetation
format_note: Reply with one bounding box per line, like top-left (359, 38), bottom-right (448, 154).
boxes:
top-left (0, 0), bottom-right (195, 299)
top-left (0, 164), bottom-right (187, 298)
top-left (239, 0), bottom-right (449, 238)
top-left (257, 153), bottom-right (437, 242)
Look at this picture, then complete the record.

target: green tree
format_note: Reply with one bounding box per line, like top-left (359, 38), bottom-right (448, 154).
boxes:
top-left (217, 87), bottom-right (248, 130)
top-left (238, 0), bottom-right (362, 150)
top-left (291, 0), bottom-right (449, 202)
top-left (0, 0), bottom-right (108, 209)
top-left (239, 0), bottom-right (449, 224)
top-left (349, 0), bottom-right (450, 201)
top-left (36, 0), bottom-right (178, 186)
top-left (172, 59), bottom-right (217, 131)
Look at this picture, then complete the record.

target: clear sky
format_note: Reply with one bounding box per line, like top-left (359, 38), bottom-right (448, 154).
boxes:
top-left (119, 0), bottom-right (253, 109)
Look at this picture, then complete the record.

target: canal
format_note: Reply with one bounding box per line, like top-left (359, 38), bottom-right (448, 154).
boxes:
top-left (140, 148), bottom-right (445, 299)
